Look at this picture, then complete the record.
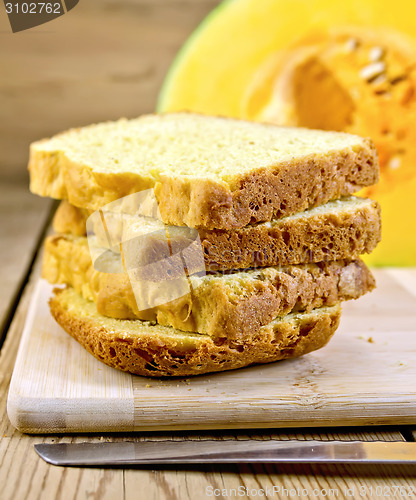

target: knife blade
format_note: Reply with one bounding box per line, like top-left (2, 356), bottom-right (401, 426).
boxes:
top-left (34, 440), bottom-right (416, 466)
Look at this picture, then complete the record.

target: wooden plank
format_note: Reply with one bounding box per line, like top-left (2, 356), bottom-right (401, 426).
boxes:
top-left (0, 0), bottom-right (221, 181)
top-left (7, 269), bottom-right (416, 433)
top-left (0, 256), bottom-right (413, 499)
top-left (0, 182), bottom-right (53, 338)
top-left (124, 460), bottom-right (416, 500)
top-left (0, 254), bottom-right (125, 500)
top-left (7, 282), bottom-right (136, 433)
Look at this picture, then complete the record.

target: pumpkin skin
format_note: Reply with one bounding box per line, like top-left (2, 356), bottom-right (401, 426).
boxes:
top-left (158, 0), bottom-right (416, 266)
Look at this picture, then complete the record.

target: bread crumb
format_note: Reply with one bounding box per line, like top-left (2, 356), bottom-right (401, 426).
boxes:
top-left (367, 336), bottom-right (375, 343)
top-left (145, 384), bottom-right (151, 388)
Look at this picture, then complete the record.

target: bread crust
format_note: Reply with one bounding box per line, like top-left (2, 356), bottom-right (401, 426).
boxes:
top-left (49, 287), bottom-right (341, 377)
top-left (43, 233), bottom-right (374, 339)
top-left (29, 113), bottom-right (379, 230)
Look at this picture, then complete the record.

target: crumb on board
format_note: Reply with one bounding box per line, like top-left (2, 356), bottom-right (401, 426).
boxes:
top-left (356, 335), bottom-right (375, 343)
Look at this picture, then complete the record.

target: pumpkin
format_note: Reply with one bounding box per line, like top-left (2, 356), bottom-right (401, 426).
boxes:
top-left (158, 0), bottom-right (416, 266)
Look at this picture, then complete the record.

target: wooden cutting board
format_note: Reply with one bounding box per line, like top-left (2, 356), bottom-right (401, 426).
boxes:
top-left (7, 270), bottom-right (416, 434)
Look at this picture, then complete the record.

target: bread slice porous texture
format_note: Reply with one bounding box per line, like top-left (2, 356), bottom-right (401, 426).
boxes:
top-left (43, 233), bottom-right (374, 339)
top-left (29, 113), bottom-right (379, 229)
top-left (52, 196), bottom-right (381, 270)
top-left (200, 196), bottom-right (381, 270)
top-left (49, 287), bottom-right (341, 377)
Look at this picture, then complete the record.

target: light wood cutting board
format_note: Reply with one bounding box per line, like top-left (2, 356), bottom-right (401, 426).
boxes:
top-left (7, 270), bottom-right (416, 434)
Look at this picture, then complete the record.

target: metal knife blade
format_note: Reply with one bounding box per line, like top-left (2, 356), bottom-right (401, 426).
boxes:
top-left (34, 440), bottom-right (416, 466)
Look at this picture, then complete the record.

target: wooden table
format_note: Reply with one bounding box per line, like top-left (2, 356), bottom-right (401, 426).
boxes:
top-left (0, 181), bottom-right (415, 500)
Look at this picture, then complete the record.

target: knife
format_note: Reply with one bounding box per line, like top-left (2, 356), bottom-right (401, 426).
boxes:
top-left (34, 440), bottom-right (416, 466)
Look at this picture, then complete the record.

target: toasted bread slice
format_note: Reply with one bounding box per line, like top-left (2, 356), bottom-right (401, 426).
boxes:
top-left (43, 233), bottom-right (373, 339)
top-left (29, 113), bottom-right (378, 229)
top-left (52, 196), bottom-right (381, 271)
top-left (49, 286), bottom-right (341, 377)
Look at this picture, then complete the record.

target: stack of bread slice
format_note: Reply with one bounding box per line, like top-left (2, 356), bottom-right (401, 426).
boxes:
top-left (29, 113), bottom-right (381, 377)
